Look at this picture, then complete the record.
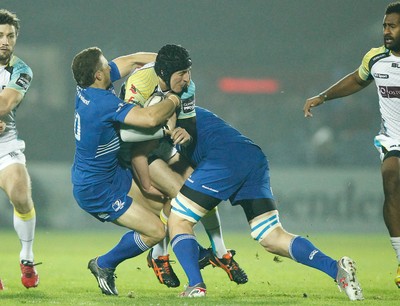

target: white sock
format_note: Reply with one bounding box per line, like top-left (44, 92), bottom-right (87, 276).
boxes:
top-left (13, 209), bottom-right (36, 262)
top-left (152, 210), bottom-right (169, 258)
top-left (152, 236), bottom-right (169, 258)
top-left (201, 208), bottom-right (227, 258)
top-left (390, 237), bottom-right (400, 264)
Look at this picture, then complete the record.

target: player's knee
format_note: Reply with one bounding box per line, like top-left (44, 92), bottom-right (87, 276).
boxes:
top-left (144, 224), bottom-right (166, 246)
top-left (170, 193), bottom-right (207, 224)
top-left (249, 211), bottom-right (282, 250)
top-left (10, 193), bottom-right (34, 214)
top-left (14, 207), bottom-right (36, 221)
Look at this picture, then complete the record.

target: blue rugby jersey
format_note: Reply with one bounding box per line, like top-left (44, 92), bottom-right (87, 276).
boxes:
top-left (188, 107), bottom-right (259, 166)
top-left (72, 61), bottom-right (135, 186)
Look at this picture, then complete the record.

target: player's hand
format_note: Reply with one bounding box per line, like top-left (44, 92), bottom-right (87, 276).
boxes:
top-left (0, 120), bottom-right (6, 134)
top-left (165, 127), bottom-right (191, 146)
top-left (142, 184), bottom-right (170, 200)
top-left (303, 95), bottom-right (325, 118)
top-left (165, 92), bottom-right (181, 108)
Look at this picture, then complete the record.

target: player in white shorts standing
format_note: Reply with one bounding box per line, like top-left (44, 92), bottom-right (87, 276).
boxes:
top-left (0, 9), bottom-right (40, 289)
top-left (303, 1), bottom-right (400, 288)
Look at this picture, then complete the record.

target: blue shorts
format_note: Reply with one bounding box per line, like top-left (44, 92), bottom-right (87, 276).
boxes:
top-left (73, 166), bottom-right (133, 222)
top-left (184, 143), bottom-right (274, 204)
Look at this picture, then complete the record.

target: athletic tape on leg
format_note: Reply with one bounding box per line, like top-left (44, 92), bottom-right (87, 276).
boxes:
top-left (250, 212), bottom-right (280, 242)
top-left (171, 194), bottom-right (206, 223)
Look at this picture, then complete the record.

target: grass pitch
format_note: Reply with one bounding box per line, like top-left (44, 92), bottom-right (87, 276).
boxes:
top-left (0, 230), bottom-right (398, 305)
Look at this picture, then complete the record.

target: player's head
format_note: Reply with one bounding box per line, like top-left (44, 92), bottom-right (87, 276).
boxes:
top-left (154, 44), bottom-right (192, 93)
top-left (384, 2), bottom-right (400, 53)
top-left (72, 47), bottom-right (111, 88)
top-left (0, 9), bottom-right (20, 64)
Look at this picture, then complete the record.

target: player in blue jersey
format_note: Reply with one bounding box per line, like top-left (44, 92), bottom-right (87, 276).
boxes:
top-left (303, 1), bottom-right (400, 288)
top-left (167, 106), bottom-right (364, 300)
top-left (119, 44), bottom-right (247, 287)
top-left (0, 9), bottom-right (40, 289)
top-left (71, 46), bottom-right (181, 296)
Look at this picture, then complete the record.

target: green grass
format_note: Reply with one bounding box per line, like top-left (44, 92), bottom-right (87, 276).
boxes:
top-left (0, 230), bottom-right (398, 305)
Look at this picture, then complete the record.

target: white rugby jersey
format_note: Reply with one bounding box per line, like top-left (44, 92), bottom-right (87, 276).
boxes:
top-left (0, 55), bottom-right (32, 156)
top-left (358, 46), bottom-right (400, 138)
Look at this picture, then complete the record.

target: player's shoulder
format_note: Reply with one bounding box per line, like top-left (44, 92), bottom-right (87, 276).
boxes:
top-left (9, 55), bottom-right (33, 76)
top-left (128, 62), bottom-right (157, 79)
top-left (362, 46), bottom-right (389, 63)
top-left (124, 62), bottom-right (159, 104)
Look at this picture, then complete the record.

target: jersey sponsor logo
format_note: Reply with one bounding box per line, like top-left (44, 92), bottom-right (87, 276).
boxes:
top-left (8, 151), bottom-right (19, 158)
top-left (112, 199), bottom-right (125, 212)
top-left (15, 73), bottom-right (31, 90)
top-left (77, 89), bottom-right (90, 105)
top-left (182, 95), bottom-right (195, 113)
top-left (392, 63), bottom-right (400, 68)
top-left (373, 73), bottom-right (389, 79)
top-left (369, 51), bottom-right (390, 70)
top-left (201, 184), bottom-right (219, 193)
top-left (379, 86), bottom-right (400, 98)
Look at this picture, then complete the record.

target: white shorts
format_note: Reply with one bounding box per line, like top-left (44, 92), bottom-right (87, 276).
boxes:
top-left (0, 149), bottom-right (26, 171)
top-left (374, 134), bottom-right (400, 161)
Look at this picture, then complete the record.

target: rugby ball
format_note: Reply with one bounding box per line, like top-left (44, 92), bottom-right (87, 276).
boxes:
top-left (144, 92), bottom-right (165, 107)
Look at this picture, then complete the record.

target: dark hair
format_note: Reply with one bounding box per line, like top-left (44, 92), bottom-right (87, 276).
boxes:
top-left (386, 2), bottom-right (400, 14)
top-left (0, 9), bottom-right (20, 35)
top-left (71, 47), bottom-right (103, 88)
top-left (154, 44), bottom-right (192, 88)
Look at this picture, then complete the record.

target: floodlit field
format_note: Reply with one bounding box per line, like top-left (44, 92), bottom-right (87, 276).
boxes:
top-left (0, 230), bottom-right (398, 305)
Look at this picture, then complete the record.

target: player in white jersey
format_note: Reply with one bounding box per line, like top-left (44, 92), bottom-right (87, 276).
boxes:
top-left (303, 1), bottom-right (400, 288)
top-left (0, 9), bottom-right (40, 289)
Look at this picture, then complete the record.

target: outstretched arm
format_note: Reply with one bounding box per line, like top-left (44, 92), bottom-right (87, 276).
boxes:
top-left (112, 52), bottom-right (157, 78)
top-left (303, 69), bottom-right (372, 118)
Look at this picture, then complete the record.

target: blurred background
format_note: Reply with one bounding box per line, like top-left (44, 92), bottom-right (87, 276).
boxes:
top-left (0, 0), bottom-right (391, 233)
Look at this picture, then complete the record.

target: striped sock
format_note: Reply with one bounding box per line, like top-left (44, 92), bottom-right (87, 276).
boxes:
top-left (98, 231), bottom-right (149, 269)
top-left (171, 234), bottom-right (203, 286)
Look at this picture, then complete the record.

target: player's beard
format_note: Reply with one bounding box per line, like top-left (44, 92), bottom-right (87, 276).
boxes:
top-left (0, 50), bottom-right (12, 65)
top-left (384, 35), bottom-right (400, 54)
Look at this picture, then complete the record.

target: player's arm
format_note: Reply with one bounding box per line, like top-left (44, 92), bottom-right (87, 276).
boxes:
top-left (303, 69), bottom-right (372, 118)
top-left (124, 92), bottom-right (180, 128)
top-left (178, 116), bottom-right (196, 144)
top-left (112, 52), bottom-right (157, 78)
top-left (0, 88), bottom-right (23, 116)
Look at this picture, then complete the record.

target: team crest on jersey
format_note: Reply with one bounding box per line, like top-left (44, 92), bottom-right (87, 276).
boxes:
top-left (15, 73), bottom-right (31, 90)
top-left (379, 86), bottom-right (400, 98)
top-left (112, 199), bottom-right (125, 212)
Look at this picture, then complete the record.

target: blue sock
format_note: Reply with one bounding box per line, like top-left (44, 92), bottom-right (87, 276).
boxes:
top-left (171, 234), bottom-right (203, 286)
top-left (290, 236), bottom-right (338, 279)
top-left (98, 231), bottom-right (150, 269)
